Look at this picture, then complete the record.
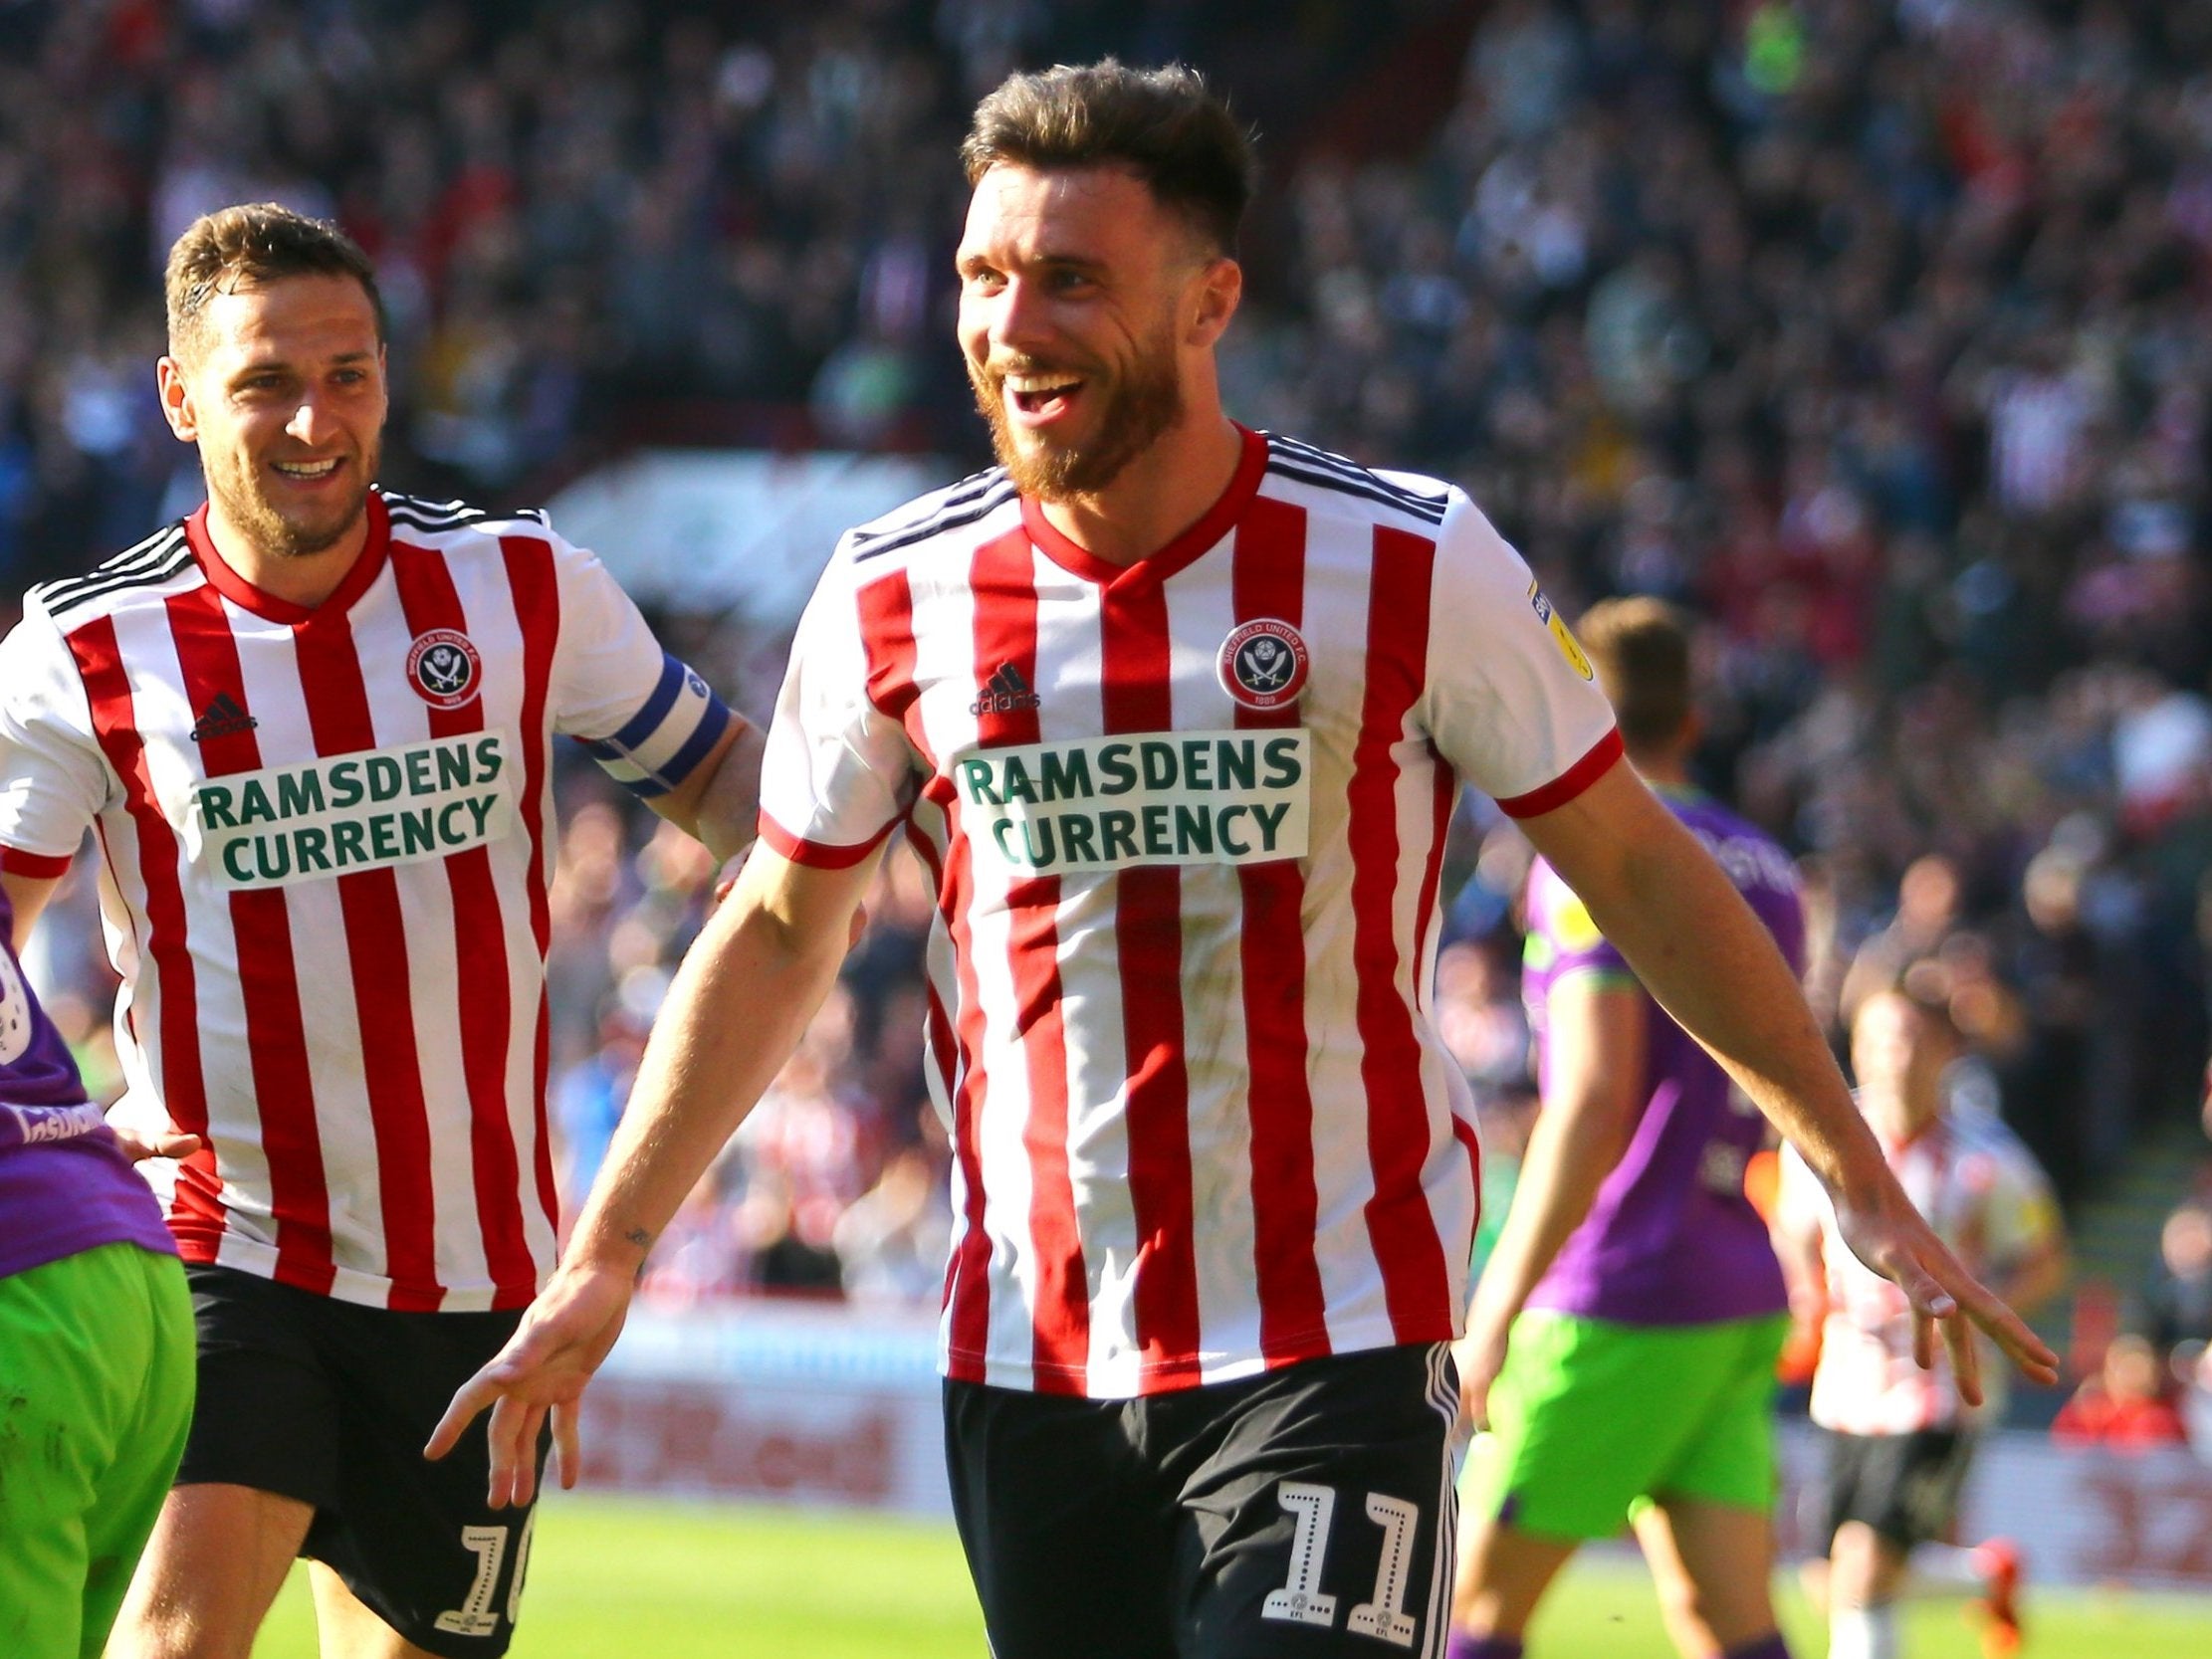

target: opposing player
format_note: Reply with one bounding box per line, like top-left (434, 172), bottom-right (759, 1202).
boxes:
top-left (1776, 979), bottom-right (2067, 1659)
top-left (430, 62), bottom-right (2056, 1659)
top-left (0, 884), bottom-right (197, 1659)
top-left (1447, 598), bottom-right (1803, 1659)
top-left (0, 203), bottom-right (761, 1659)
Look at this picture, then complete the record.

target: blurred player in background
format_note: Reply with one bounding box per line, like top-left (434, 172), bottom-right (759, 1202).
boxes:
top-left (0, 204), bottom-right (761, 1659)
top-left (0, 884), bottom-right (196, 1659)
top-left (434, 61), bottom-right (2056, 1659)
top-left (1777, 978), bottom-right (2068, 1659)
top-left (1446, 598), bottom-right (1804, 1659)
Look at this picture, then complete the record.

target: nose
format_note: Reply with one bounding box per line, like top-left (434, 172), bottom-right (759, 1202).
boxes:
top-left (986, 275), bottom-right (1053, 360)
top-left (285, 394), bottom-right (335, 448)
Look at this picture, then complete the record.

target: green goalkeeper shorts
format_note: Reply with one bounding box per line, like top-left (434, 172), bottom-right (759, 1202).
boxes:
top-left (1464, 1310), bottom-right (1789, 1542)
top-left (0, 1242), bottom-right (195, 1659)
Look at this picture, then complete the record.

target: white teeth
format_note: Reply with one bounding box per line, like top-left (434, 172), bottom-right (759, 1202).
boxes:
top-left (274, 459), bottom-right (339, 478)
top-left (1004, 376), bottom-right (1079, 394)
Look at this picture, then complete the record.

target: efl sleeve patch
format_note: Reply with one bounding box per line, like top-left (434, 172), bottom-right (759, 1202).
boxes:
top-left (579, 654), bottom-right (732, 799)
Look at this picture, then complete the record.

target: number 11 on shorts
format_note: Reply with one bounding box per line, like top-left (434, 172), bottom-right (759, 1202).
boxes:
top-left (1260, 1480), bottom-right (1421, 1648)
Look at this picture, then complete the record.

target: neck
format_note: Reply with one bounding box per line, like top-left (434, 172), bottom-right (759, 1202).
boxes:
top-left (1035, 410), bottom-right (1243, 568)
top-left (203, 498), bottom-right (370, 611)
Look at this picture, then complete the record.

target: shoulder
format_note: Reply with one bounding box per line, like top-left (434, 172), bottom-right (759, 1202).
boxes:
top-left (1254, 432), bottom-right (1454, 532)
top-left (378, 489), bottom-right (555, 551)
top-left (26, 520), bottom-right (200, 631)
top-left (838, 466), bottom-right (1018, 570)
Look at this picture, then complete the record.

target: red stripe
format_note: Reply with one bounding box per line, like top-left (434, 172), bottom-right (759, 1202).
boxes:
top-left (1096, 568), bottom-right (1200, 1387)
top-left (68, 617), bottom-right (225, 1256)
top-left (1230, 498), bottom-right (1329, 1363)
top-left (163, 587), bottom-right (336, 1295)
top-left (757, 814), bottom-right (894, 869)
top-left (391, 539), bottom-right (538, 1303)
top-left (0, 846), bottom-right (73, 878)
top-left (502, 536), bottom-right (563, 1294)
top-left (1413, 764), bottom-right (1455, 1010)
top-left (853, 574), bottom-right (988, 1374)
top-left (288, 583), bottom-right (443, 1308)
top-left (1493, 727), bottom-right (1624, 819)
top-left (970, 528), bottom-right (1088, 1390)
top-left (1348, 526), bottom-right (1450, 1342)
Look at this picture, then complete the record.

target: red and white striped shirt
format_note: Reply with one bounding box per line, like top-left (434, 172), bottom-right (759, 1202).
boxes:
top-left (761, 428), bottom-right (1621, 1397)
top-left (0, 491), bottom-right (728, 1312)
top-left (1779, 1107), bottom-right (2061, 1433)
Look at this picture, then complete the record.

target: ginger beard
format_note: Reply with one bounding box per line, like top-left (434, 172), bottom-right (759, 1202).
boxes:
top-left (969, 315), bottom-right (1185, 500)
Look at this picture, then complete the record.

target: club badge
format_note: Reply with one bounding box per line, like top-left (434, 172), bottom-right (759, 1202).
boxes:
top-left (405, 628), bottom-right (483, 710)
top-left (1217, 618), bottom-right (1310, 712)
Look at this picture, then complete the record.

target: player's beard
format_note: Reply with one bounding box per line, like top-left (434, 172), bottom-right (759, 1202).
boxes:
top-left (208, 435), bottom-right (379, 562)
top-left (970, 321), bottom-right (1184, 500)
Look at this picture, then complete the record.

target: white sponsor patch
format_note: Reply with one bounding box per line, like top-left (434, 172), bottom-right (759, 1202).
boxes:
top-left (952, 728), bottom-right (1310, 875)
top-left (183, 731), bottom-right (517, 890)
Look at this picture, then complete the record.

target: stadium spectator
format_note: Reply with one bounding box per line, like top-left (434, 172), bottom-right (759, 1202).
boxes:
top-left (1776, 979), bottom-right (2068, 1659)
top-left (1450, 598), bottom-right (1805, 1659)
top-left (0, 204), bottom-right (762, 1659)
top-left (0, 885), bottom-right (196, 1659)
top-left (2051, 1333), bottom-right (2190, 1452)
top-left (2123, 1199), bottom-right (2212, 1359)
top-left (436, 59), bottom-right (2055, 1659)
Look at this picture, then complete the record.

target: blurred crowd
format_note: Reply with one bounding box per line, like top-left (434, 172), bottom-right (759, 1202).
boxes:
top-left (8, 1), bottom-right (2212, 1325)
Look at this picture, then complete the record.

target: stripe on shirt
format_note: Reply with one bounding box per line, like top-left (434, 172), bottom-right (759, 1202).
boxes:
top-left (1097, 565), bottom-right (1202, 1388)
top-left (162, 585), bottom-right (337, 1296)
top-left (1230, 496), bottom-right (1330, 1364)
top-left (67, 614), bottom-right (225, 1255)
top-left (1350, 525), bottom-right (1450, 1341)
top-left (970, 529), bottom-right (1088, 1391)
top-left (290, 592), bottom-right (444, 1308)
top-left (391, 539), bottom-right (539, 1304)
top-left (501, 536), bottom-right (563, 1280)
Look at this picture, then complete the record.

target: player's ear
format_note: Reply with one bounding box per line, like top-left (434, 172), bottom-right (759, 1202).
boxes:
top-left (156, 356), bottom-right (198, 443)
top-left (1188, 256), bottom-right (1241, 347)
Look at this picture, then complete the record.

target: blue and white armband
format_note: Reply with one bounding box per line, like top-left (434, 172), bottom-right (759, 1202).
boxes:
top-left (583, 654), bottom-right (734, 799)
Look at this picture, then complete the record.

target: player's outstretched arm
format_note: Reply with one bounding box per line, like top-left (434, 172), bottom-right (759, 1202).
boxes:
top-left (1516, 760), bottom-right (2061, 1397)
top-left (646, 716), bottom-right (767, 864)
top-left (425, 841), bottom-right (876, 1505)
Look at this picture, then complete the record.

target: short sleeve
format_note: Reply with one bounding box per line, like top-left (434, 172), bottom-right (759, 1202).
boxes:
top-left (756, 550), bottom-right (921, 867)
top-left (1420, 496), bottom-right (1621, 814)
top-left (545, 533), bottom-right (731, 797)
top-left (0, 604), bottom-right (111, 868)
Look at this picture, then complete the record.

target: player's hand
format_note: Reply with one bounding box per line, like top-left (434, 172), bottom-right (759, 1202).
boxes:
top-left (1452, 1317), bottom-right (1512, 1434)
top-left (1830, 1177), bottom-right (2060, 1403)
top-left (424, 1262), bottom-right (637, 1508)
top-left (111, 1122), bottom-right (201, 1163)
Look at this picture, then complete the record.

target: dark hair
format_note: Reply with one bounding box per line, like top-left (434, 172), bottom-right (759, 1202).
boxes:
top-left (165, 203), bottom-right (385, 360)
top-left (1576, 596), bottom-right (1693, 756)
top-left (962, 60), bottom-right (1254, 255)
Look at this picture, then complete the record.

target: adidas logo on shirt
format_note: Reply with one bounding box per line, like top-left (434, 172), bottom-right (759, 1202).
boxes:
top-left (970, 663), bottom-right (1042, 716)
top-left (188, 693), bottom-right (259, 742)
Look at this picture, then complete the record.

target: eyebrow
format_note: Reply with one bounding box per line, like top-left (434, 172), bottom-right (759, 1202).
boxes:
top-left (959, 250), bottom-right (1110, 277)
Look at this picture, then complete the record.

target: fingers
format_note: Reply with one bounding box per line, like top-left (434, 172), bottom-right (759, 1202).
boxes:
top-left (1943, 1306), bottom-right (1984, 1408)
top-left (1960, 1283), bottom-right (2062, 1385)
top-left (424, 1370), bottom-right (500, 1462)
top-left (554, 1399), bottom-right (582, 1490)
top-left (1911, 1304), bottom-right (1934, 1373)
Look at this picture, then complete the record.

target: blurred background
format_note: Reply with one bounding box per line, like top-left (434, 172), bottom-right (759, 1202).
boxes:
top-left (7, 1), bottom-right (2212, 1650)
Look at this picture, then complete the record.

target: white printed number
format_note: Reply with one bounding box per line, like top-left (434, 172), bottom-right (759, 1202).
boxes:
top-left (435, 1513), bottom-right (535, 1639)
top-left (1260, 1482), bottom-right (1423, 1648)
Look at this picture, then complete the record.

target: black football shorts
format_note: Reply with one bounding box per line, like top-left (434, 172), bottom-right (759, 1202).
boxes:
top-left (1817, 1424), bottom-right (1975, 1552)
top-left (946, 1342), bottom-right (1461, 1659)
top-left (177, 1263), bottom-right (546, 1658)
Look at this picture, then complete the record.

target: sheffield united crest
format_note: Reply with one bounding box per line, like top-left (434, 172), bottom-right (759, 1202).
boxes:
top-left (1217, 618), bottom-right (1309, 712)
top-left (405, 629), bottom-right (483, 710)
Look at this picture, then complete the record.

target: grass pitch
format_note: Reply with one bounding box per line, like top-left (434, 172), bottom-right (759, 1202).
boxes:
top-left (252, 1493), bottom-right (2212, 1657)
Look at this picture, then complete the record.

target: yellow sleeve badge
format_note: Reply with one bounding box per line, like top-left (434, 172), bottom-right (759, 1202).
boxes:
top-left (1527, 580), bottom-right (1595, 680)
